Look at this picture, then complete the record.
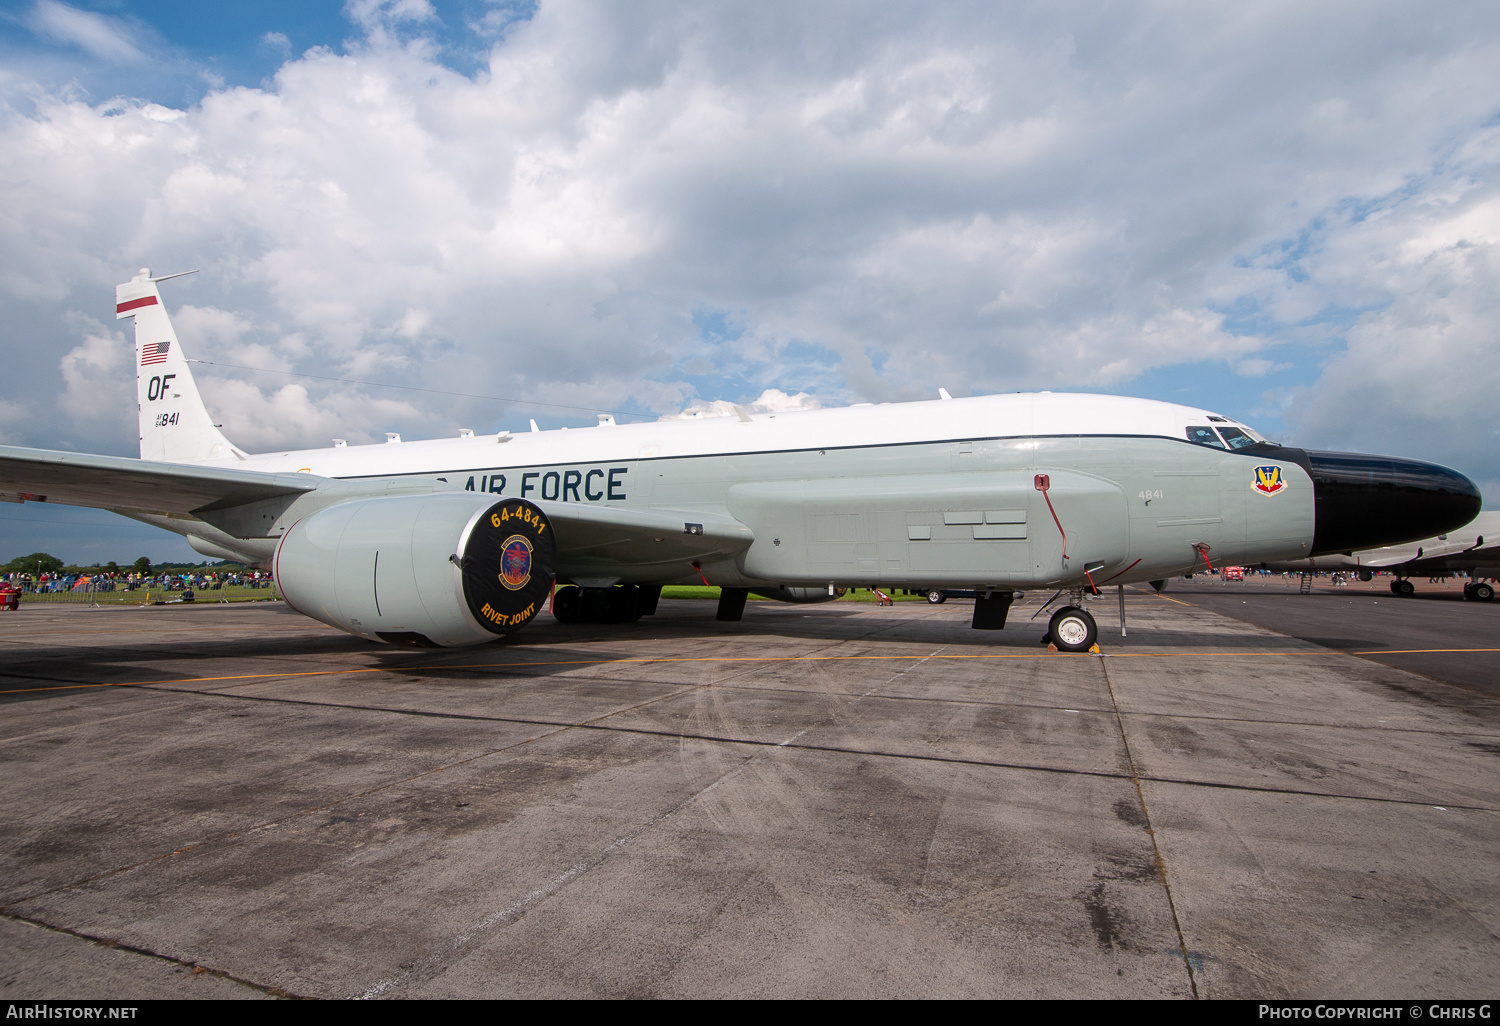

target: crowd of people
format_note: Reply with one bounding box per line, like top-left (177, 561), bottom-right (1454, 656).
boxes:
top-left (0, 569), bottom-right (275, 594)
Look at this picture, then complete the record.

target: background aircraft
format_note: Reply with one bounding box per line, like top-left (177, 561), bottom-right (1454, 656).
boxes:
top-left (1265, 510), bottom-right (1500, 600)
top-left (0, 271), bottom-right (1483, 651)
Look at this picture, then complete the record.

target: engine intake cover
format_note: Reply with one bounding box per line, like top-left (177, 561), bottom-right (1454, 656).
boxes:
top-left (460, 498), bottom-right (557, 634)
top-left (275, 493), bottom-right (556, 647)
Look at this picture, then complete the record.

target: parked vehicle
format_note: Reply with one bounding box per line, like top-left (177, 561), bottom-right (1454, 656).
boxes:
top-left (927, 589), bottom-right (1025, 603)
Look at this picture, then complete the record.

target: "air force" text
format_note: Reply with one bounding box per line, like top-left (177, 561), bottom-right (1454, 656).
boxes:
top-left (464, 467), bottom-right (627, 502)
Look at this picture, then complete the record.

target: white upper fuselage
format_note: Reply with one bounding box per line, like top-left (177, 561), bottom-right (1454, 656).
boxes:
top-left (188, 392), bottom-right (1260, 480)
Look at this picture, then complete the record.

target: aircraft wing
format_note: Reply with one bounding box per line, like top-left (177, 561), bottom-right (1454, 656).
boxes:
top-left (1389, 543), bottom-right (1500, 575)
top-left (1345, 550), bottom-right (1428, 568)
top-left (1, 441), bottom-right (751, 576)
top-left (0, 444), bottom-right (320, 517)
top-left (539, 501), bottom-right (754, 576)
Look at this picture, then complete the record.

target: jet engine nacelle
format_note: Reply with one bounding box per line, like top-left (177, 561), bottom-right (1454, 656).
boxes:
top-left (274, 493), bottom-right (556, 647)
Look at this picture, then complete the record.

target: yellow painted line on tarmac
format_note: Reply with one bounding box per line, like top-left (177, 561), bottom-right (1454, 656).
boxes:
top-left (11, 645), bottom-right (1490, 697)
top-left (0, 667), bottom-right (394, 694)
top-left (1350, 648), bottom-right (1500, 655)
top-left (1144, 591), bottom-right (1195, 606)
top-left (1, 626), bottom-right (325, 638)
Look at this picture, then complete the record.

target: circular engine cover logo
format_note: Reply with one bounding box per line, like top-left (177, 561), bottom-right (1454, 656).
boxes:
top-left (460, 498), bottom-right (556, 635)
top-left (499, 534), bottom-right (533, 590)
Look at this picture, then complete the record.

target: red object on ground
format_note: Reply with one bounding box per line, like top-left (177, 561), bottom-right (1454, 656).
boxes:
top-left (0, 584), bottom-right (20, 611)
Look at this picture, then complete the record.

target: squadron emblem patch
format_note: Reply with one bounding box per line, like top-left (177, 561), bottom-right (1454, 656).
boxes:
top-left (499, 534), bottom-right (534, 590)
top-left (1253, 465), bottom-right (1287, 496)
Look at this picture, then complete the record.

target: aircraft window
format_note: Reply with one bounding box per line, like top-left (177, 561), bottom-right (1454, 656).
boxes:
top-left (1216, 426), bottom-right (1259, 450)
top-left (1186, 426), bottom-right (1227, 448)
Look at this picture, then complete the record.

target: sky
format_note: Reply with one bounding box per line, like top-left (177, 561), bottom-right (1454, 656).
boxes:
top-left (2, 0), bottom-right (1499, 564)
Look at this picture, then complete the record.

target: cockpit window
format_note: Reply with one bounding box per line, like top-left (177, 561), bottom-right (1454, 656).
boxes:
top-left (1216, 426), bottom-right (1259, 450)
top-left (1187, 426), bottom-right (1227, 448)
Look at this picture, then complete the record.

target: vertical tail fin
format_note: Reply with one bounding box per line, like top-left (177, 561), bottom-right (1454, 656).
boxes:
top-left (115, 268), bottom-right (241, 463)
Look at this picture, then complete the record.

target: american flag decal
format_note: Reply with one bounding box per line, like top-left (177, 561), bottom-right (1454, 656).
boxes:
top-left (140, 341), bottom-right (170, 366)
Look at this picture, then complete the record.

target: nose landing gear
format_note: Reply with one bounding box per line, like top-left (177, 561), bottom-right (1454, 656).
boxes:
top-left (1045, 605), bottom-right (1098, 653)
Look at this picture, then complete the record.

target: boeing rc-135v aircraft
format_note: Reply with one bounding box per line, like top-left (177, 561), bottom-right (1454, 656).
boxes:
top-left (0, 270), bottom-right (1483, 651)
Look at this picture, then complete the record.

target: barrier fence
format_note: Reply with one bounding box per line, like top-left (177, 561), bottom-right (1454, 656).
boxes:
top-left (7, 581), bottom-right (282, 605)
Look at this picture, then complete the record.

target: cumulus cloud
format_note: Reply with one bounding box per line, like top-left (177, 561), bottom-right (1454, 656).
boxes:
top-left (58, 320), bottom-right (132, 422)
top-left (22, 0), bottom-right (145, 63)
top-left (659, 388), bottom-right (825, 421)
top-left (1, 0), bottom-right (1499, 495)
top-left (0, 400), bottom-right (26, 445)
top-left (201, 378), bottom-right (432, 450)
top-left (1283, 182), bottom-right (1500, 493)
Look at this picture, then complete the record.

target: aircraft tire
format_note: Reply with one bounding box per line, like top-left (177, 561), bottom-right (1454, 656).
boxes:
top-left (552, 584), bottom-right (644, 624)
top-left (927, 590), bottom-right (947, 604)
top-left (552, 585), bottom-right (583, 623)
top-left (602, 585), bottom-right (643, 622)
top-left (1475, 582), bottom-right (1495, 602)
top-left (1048, 606), bottom-right (1097, 653)
top-left (1397, 580), bottom-right (1416, 597)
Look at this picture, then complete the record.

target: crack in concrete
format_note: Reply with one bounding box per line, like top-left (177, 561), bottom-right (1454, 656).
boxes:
top-left (0, 911), bottom-right (305, 999)
top-left (1100, 655), bottom-right (1200, 999)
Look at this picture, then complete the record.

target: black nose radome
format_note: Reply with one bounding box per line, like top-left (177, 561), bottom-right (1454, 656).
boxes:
top-left (1307, 451), bottom-right (1481, 556)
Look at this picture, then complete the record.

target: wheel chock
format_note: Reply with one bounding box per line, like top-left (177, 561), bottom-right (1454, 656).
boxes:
top-left (1047, 642), bottom-right (1059, 653)
top-left (1088, 644), bottom-right (1101, 654)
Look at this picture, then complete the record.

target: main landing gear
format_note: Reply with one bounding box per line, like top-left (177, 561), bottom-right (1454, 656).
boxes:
top-left (1390, 577), bottom-right (1495, 600)
top-left (551, 584), bottom-right (662, 624)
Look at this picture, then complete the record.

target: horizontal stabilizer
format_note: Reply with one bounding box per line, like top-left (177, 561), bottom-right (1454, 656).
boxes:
top-left (0, 444), bottom-right (320, 517)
